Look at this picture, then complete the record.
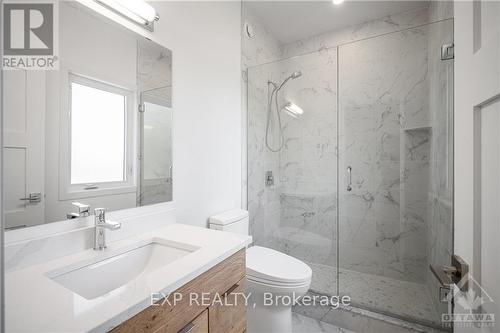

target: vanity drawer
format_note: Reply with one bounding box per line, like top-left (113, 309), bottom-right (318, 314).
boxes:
top-left (111, 249), bottom-right (245, 333)
top-left (209, 278), bottom-right (246, 333)
top-left (177, 309), bottom-right (208, 333)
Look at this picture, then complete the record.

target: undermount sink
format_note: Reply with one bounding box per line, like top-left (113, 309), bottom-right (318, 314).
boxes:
top-left (47, 238), bottom-right (199, 299)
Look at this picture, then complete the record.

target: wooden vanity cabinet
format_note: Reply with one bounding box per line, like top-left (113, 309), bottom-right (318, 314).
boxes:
top-left (208, 279), bottom-right (246, 333)
top-left (174, 309), bottom-right (208, 333)
top-left (111, 249), bottom-right (246, 333)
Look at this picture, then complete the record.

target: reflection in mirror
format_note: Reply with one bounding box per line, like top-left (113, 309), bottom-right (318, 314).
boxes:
top-left (138, 40), bottom-right (173, 205)
top-left (2, 2), bottom-right (172, 230)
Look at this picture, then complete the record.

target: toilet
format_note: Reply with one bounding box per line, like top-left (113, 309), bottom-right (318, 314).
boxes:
top-left (209, 210), bottom-right (312, 333)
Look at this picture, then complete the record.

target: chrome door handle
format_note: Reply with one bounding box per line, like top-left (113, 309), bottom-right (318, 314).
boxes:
top-left (347, 166), bottom-right (352, 191)
top-left (19, 192), bottom-right (42, 203)
top-left (430, 254), bottom-right (469, 301)
top-left (168, 165), bottom-right (173, 183)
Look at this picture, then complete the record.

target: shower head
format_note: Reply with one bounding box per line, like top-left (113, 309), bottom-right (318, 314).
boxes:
top-left (276, 70), bottom-right (303, 90)
top-left (291, 71), bottom-right (302, 79)
top-left (282, 102), bottom-right (304, 118)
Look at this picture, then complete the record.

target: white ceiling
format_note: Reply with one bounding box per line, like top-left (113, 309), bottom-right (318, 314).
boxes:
top-left (244, 1), bottom-right (428, 44)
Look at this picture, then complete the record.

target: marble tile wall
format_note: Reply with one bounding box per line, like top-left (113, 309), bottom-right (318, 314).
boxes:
top-left (242, 6), bottom-right (284, 209)
top-left (137, 41), bottom-right (172, 100)
top-left (247, 47), bottom-right (338, 269)
top-left (338, 23), bottom-right (430, 283)
top-left (279, 49), bottom-right (338, 195)
top-left (139, 179), bottom-right (172, 206)
top-left (276, 48), bottom-right (338, 270)
top-left (278, 192), bottom-right (337, 266)
top-left (280, 3), bottom-right (453, 60)
top-left (247, 62), bottom-right (283, 246)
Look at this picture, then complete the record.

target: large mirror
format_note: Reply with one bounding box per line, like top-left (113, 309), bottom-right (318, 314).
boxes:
top-left (2, 2), bottom-right (172, 230)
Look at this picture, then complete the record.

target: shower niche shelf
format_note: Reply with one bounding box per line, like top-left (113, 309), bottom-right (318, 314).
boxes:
top-left (402, 125), bottom-right (432, 132)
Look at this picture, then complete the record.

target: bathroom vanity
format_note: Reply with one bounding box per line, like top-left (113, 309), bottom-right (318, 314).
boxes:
top-left (5, 223), bottom-right (251, 332)
top-left (112, 249), bottom-right (246, 333)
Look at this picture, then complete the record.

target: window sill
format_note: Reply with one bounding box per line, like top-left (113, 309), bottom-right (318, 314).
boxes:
top-left (59, 185), bottom-right (137, 201)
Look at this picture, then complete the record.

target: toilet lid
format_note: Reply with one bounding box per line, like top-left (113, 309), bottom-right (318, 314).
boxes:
top-left (246, 246), bottom-right (312, 285)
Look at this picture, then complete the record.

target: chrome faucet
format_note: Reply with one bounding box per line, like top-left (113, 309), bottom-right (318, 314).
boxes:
top-left (93, 208), bottom-right (121, 250)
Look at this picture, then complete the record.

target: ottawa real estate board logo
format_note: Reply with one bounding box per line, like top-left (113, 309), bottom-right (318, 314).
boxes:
top-left (2, 0), bottom-right (58, 70)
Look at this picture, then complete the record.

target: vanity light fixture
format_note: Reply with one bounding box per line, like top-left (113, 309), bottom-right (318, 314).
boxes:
top-left (96, 0), bottom-right (159, 30)
top-left (282, 102), bottom-right (304, 118)
top-left (332, 0), bottom-right (344, 4)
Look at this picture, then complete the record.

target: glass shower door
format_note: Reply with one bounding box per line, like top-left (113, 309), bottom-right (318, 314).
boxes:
top-left (138, 90), bottom-right (173, 205)
top-left (338, 20), bottom-right (454, 326)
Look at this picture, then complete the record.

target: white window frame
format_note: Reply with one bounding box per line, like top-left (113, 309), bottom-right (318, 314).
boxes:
top-left (59, 72), bottom-right (136, 200)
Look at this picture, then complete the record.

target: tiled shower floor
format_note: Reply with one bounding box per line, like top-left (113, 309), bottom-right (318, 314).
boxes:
top-left (307, 262), bottom-right (441, 325)
top-left (292, 313), bottom-right (356, 333)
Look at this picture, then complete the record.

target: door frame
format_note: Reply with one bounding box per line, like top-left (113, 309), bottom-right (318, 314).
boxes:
top-left (454, 0), bottom-right (500, 331)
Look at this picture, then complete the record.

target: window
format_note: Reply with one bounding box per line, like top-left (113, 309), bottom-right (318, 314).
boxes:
top-left (61, 73), bottom-right (135, 199)
top-left (71, 82), bottom-right (126, 184)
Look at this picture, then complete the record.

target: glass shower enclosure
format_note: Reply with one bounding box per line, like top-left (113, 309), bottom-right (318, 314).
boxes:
top-left (138, 88), bottom-right (173, 205)
top-left (246, 18), bottom-right (453, 327)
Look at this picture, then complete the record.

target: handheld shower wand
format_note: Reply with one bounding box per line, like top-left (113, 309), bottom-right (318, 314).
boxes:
top-left (265, 71), bottom-right (302, 152)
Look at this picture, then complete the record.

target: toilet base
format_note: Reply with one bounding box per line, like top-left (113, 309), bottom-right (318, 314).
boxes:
top-left (247, 300), bottom-right (292, 333)
top-left (246, 278), bottom-right (310, 333)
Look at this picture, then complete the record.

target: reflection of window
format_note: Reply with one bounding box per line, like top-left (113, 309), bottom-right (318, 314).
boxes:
top-left (142, 101), bottom-right (172, 180)
top-left (71, 82), bottom-right (126, 183)
top-left (64, 74), bottom-right (134, 197)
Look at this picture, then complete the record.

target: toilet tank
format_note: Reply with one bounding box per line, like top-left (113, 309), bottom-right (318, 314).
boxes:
top-left (209, 210), bottom-right (249, 235)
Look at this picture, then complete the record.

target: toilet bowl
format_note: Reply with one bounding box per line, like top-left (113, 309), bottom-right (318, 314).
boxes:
top-left (209, 210), bottom-right (312, 333)
top-left (246, 246), bottom-right (311, 333)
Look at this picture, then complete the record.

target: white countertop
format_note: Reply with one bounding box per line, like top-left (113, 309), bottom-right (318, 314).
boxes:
top-left (5, 224), bottom-right (252, 332)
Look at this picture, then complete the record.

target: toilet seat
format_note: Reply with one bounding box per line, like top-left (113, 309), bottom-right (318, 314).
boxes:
top-left (246, 246), bottom-right (312, 287)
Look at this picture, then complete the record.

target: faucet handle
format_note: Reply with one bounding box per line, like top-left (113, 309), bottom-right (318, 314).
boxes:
top-left (94, 208), bottom-right (106, 219)
top-left (67, 202), bottom-right (90, 219)
top-left (73, 202), bottom-right (90, 215)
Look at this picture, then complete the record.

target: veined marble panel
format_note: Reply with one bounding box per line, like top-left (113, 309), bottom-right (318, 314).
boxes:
top-left (279, 48), bottom-right (338, 195)
top-left (281, 4), bottom-right (453, 60)
top-left (247, 61), bottom-right (283, 246)
top-left (338, 24), bottom-right (430, 284)
top-left (275, 192), bottom-right (337, 266)
top-left (138, 179), bottom-right (172, 206)
top-left (247, 48), bottom-right (338, 260)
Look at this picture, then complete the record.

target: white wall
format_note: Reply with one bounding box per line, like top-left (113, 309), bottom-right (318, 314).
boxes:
top-left (453, 0), bottom-right (474, 277)
top-left (0, 3), bottom-right (4, 325)
top-left (151, 1), bottom-right (242, 227)
top-left (1, 4), bottom-right (5, 328)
